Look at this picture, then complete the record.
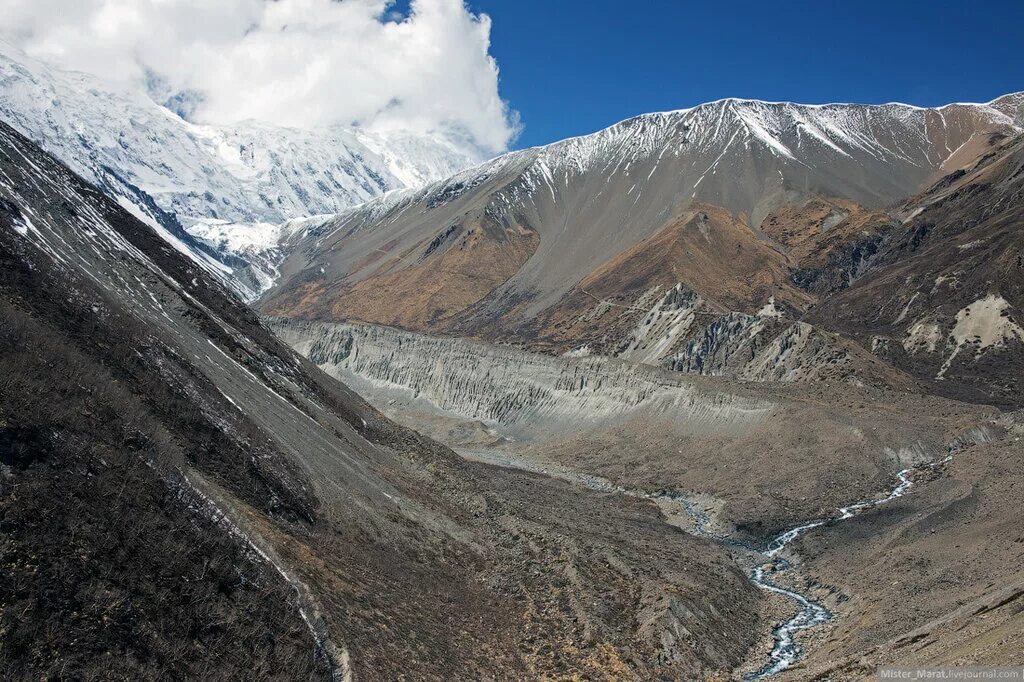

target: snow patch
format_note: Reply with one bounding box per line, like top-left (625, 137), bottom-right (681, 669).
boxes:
top-left (189, 218), bottom-right (283, 253)
top-left (734, 106), bottom-right (796, 160)
top-left (12, 214), bottom-right (34, 236)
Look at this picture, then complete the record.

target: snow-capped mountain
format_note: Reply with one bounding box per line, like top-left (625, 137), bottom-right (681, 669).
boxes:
top-left (329, 93), bottom-right (1023, 232)
top-left (0, 40), bottom-right (483, 297)
top-left (261, 92), bottom-right (1024, 406)
top-left (264, 93), bottom-right (1021, 321)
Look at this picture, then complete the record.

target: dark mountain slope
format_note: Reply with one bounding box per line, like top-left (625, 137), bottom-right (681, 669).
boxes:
top-left (809, 132), bottom-right (1024, 407)
top-left (0, 128), bottom-right (330, 677)
top-left (0, 303), bottom-right (328, 680)
top-left (0, 122), bottom-right (760, 679)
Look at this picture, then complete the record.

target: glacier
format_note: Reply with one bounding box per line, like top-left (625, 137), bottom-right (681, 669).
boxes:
top-left (0, 39), bottom-right (484, 298)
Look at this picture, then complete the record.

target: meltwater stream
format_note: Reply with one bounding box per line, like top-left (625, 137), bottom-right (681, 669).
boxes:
top-left (460, 448), bottom-right (945, 679)
top-left (740, 466), bottom-right (917, 679)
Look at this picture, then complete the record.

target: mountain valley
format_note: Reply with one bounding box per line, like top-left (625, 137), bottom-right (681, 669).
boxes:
top-left (1, 44), bottom-right (1022, 681)
top-left (0, 119), bottom-right (768, 680)
top-left (255, 91), bottom-right (1024, 678)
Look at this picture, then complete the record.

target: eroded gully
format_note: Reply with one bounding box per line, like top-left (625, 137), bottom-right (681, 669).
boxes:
top-left (459, 448), bottom-right (954, 679)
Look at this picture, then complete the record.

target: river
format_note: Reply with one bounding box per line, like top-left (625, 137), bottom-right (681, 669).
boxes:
top-left (460, 448), bottom-right (951, 678)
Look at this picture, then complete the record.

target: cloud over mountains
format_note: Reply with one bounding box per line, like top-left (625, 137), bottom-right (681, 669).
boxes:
top-left (0, 0), bottom-right (518, 152)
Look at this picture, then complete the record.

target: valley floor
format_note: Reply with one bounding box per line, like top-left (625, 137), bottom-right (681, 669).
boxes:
top-left (272, 317), bottom-right (1024, 679)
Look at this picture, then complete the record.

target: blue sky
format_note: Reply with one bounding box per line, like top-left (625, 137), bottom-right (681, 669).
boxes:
top-left (4, 1), bottom-right (1019, 155)
top-left (470, 0), bottom-right (1024, 149)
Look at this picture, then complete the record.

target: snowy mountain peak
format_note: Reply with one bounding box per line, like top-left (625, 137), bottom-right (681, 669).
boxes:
top-left (270, 92), bottom-right (1022, 332)
top-left (0, 42), bottom-right (483, 226)
top-left (338, 92), bottom-right (1022, 230)
top-left (0, 40), bottom-right (484, 298)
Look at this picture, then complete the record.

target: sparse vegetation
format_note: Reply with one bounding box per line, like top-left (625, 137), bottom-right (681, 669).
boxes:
top-left (0, 301), bottom-right (329, 680)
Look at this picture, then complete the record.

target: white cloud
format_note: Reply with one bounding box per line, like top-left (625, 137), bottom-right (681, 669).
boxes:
top-left (0, 0), bottom-right (518, 153)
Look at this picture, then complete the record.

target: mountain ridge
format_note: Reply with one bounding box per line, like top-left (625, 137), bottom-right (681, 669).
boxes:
top-left (262, 93), bottom-right (1021, 377)
top-left (323, 90), bottom-right (1023, 219)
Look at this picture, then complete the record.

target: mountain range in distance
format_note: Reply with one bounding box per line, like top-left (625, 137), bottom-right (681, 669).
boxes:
top-left (0, 40), bottom-right (482, 298)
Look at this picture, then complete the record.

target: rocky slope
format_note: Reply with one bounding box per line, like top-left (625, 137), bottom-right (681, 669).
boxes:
top-left (0, 120), bottom-right (765, 679)
top-left (0, 41), bottom-right (481, 298)
top-left (809, 131), bottom-right (1024, 407)
top-left (262, 94), bottom-right (1020, 344)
